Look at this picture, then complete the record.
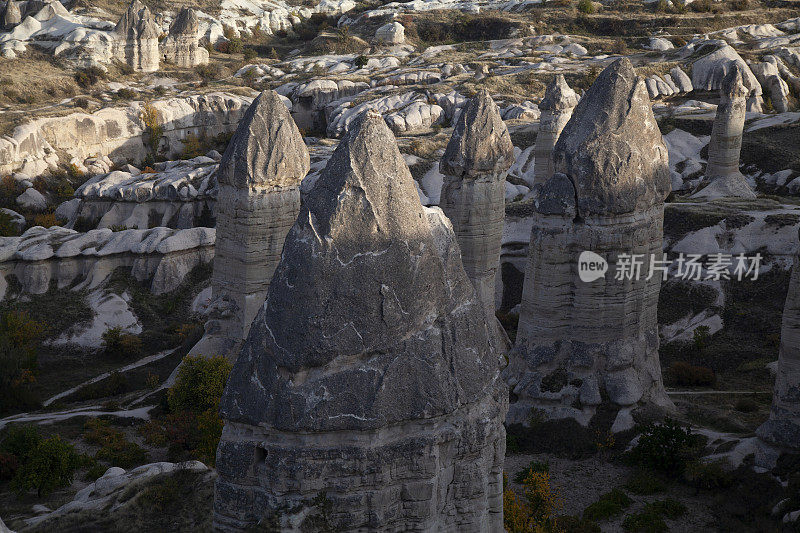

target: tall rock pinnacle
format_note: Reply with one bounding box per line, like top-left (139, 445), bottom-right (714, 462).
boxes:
top-left (112, 0), bottom-right (160, 72)
top-left (533, 75), bottom-right (578, 186)
top-left (189, 90), bottom-right (309, 361)
top-left (757, 237), bottom-right (800, 465)
top-left (213, 110), bottom-right (507, 532)
top-left (504, 58), bottom-right (673, 432)
top-left (440, 89), bottom-right (514, 328)
top-left (161, 8), bottom-right (209, 68)
top-left (695, 63), bottom-right (756, 199)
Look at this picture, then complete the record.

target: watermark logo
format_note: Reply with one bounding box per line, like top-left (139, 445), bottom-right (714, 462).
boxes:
top-left (578, 251), bottom-right (608, 282)
top-left (577, 251), bottom-right (763, 282)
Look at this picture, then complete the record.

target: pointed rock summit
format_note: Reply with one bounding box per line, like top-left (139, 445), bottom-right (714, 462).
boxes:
top-left (552, 57), bottom-right (671, 216)
top-left (694, 63), bottom-right (756, 199)
top-left (533, 74), bottom-right (578, 186)
top-left (2, 0), bottom-right (21, 30)
top-left (213, 110), bottom-right (507, 532)
top-left (505, 58), bottom-right (673, 431)
top-left (113, 0), bottom-right (160, 72)
top-left (189, 90), bottom-right (309, 362)
top-left (161, 8), bottom-right (208, 68)
top-left (440, 90), bottom-right (513, 344)
top-left (441, 89), bottom-right (515, 177)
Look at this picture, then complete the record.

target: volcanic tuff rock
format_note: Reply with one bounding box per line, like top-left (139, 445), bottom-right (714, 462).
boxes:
top-left (440, 89), bottom-right (514, 329)
top-left (112, 0), bottom-right (160, 72)
top-left (2, 0), bottom-right (20, 30)
top-left (505, 58), bottom-right (673, 431)
top-left (190, 90), bottom-right (309, 362)
top-left (757, 237), bottom-right (800, 453)
top-left (214, 110), bottom-right (507, 531)
top-left (533, 74), bottom-right (579, 186)
top-left (161, 8), bottom-right (209, 68)
top-left (695, 64), bottom-right (757, 199)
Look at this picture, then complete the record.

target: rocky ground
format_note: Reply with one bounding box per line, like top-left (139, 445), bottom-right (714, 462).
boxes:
top-left (1, 0), bottom-right (800, 531)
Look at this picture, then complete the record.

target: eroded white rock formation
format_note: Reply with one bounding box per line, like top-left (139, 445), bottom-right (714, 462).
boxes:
top-left (757, 250), bottom-right (800, 460)
top-left (213, 110), bottom-right (507, 531)
top-left (505, 58), bottom-right (673, 431)
top-left (161, 8), bottom-right (208, 68)
top-left (533, 74), bottom-right (578, 186)
top-left (190, 90), bottom-right (309, 361)
top-left (112, 0), bottom-right (160, 72)
top-left (2, 0), bottom-right (21, 30)
top-left (695, 64), bottom-right (757, 199)
top-left (440, 89), bottom-right (514, 319)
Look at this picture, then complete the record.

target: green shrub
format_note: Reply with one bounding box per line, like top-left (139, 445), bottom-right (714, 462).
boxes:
top-left (577, 0), bottom-right (596, 13)
top-left (74, 67), bottom-right (106, 89)
top-left (646, 499), bottom-right (686, 519)
top-left (196, 63), bottom-right (222, 85)
top-left (0, 311), bottom-right (44, 412)
top-left (690, 0), bottom-right (712, 11)
top-left (1, 424), bottom-right (42, 461)
top-left (11, 435), bottom-right (81, 497)
top-left (0, 451), bottom-right (19, 480)
top-left (140, 103), bottom-right (163, 160)
top-left (514, 460), bottom-right (549, 483)
top-left (168, 355), bottom-right (232, 414)
top-left (354, 55), bottom-right (368, 68)
top-left (0, 211), bottom-right (19, 236)
top-left (556, 515), bottom-right (602, 533)
top-left (583, 489), bottom-right (631, 521)
top-left (628, 419), bottom-right (704, 475)
top-left (622, 508), bottom-right (667, 533)
top-left (84, 418), bottom-right (148, 469)
top-left (101, 327), bottom-right (143, 359)
top-left (666, 361), bottom-right (716, 387)
top-left (243, 47), bottom-right (257, 61)
top-left (683, 459), bottom-right (732, 491)
top-left (85, 462), bottom-right (108, 481)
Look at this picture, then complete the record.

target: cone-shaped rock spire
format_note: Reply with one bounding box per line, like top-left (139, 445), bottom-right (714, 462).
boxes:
top-left (533, 75), bottom-right (578, 186)
top-left (2, 0), bottom-right (21, 30)
top-left (213, 110), bottom-right (507, 532)
top-left (112, 0), bottom-right (160, 72)
top-left (189, 90), bottom-right (309, 362)
top-left (440, 89), bottom-right (513, 328)
top-left (695, 63), bottom-right (756, 199)
top-left (161, 8), bottom-right (209, 68)
top-left (505, 58), bottom-right (673, 432)
top-left (757, 238), bottom-right (800, 461)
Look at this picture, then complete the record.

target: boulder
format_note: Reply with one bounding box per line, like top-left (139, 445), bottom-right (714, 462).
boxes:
top-left (375, 21), bottom-right (404, 44)
top-left (16, 187), bottom-right (46, 211)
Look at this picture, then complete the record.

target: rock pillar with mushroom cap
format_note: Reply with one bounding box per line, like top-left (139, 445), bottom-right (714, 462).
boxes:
top-left (533, 75), bottom-right (579, 186)
top-left (756, 241), bottom-right (800, 465)
top-left (439, 89), bottom-right (514, 323)
top-left (697, 64), bottom-right (756, 199)
top-left (161, 8), bottom-right (209, 68)
top-left (190, 90), bottom-right (309, 361)
top-left (504, 58), bottom-right (674, 432)
top-left (113, 0), bottom-right (160, 72)
top-left (213, 110), bottom-right (507, 532)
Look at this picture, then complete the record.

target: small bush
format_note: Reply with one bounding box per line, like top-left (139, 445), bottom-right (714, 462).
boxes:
top-left (84, 419), bottom-right (148, 469)
top-left (556, 515), bottom-right (602, 533)
top-left (683, 459), bottom-right (732, 491)
top-left (0, 451), bottom-right (19, 481)
top-left (628, 419), bottom-right (704, 475)
top-left (667, 361), bottom-right (716, 387)
top-left (504, 471), bottom-right (563, 532)
top-left (140, 103), bottom-right (163, 159)
top-left (33, 213), bottom-right (59, 228)
top-left (577, 0), bottom-right (596, 13)
top-left (1, 424), bottom-right (42, 462)
top-left (74, 97), bottom-right (90, 109)
top-left (196, 63), bottom-right (221, 85)
top-left (354, 55), bottom-right (368, 68)
top-left (647, 499), bottom-right (686, 519)
top-left (0, 211), bottom-right (19, 236)
top-left (690, 0), bottom-right (712, 11)
top-left (85, 462), bottom-right (108, 481)
top-left (11, 435), bottom-right (81, 498)
top-left (101, 327), bottom-right (143, 359)
top-left (74, 66), bottom-right (106, 89)
top-left (168, 355), bottom-right (232, 414)
top-left (622, 508), bottom-right (667, 533)
top-left (0, 311), bottom-right (44, 412)
top-left (514, 460), bottom-right (549, 483)
top-left (243, 47), bottom-right (257, 61)
top-left (583, 489), bottom-right (631, 521)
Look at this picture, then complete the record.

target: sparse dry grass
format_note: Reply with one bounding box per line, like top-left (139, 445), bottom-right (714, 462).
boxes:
top-left (0, 50), bottom-right (79, 109)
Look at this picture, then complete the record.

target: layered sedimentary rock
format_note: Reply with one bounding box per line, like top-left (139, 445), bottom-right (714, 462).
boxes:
top-left (0, 93), bottom-right (251, 177)
top-left (504, 58), bottom-right (673, 431)
top-left (533, 75), bottom-right (578, 186)
top-left (190, 90), bottom-right (309, 361)
top-left (112, 0), bottom-right (160, 72)
top-left (161, 8), bottom-right (209, 68)
top-left (440, 89), bottom-right (514, 318)
top-left (757, 249), bottom-right (800, 455)
top-left (697, 65), bottom-right (756, 199)
top-left (213, 110), bottom-right (507, 532)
